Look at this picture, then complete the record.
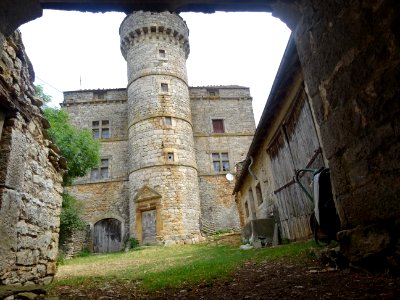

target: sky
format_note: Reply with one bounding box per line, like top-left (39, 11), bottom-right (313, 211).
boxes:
top-left (19, 10), bottom-right (291, 125)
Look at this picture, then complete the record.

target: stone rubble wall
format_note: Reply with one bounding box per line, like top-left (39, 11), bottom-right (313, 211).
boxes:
top-left (198, 175), bottom-right (240, 231)
top-left (190, 87), bottom-right (255, 232)
top-left (293, 0), bottom-right (400, 269)
top-left (0, 31), bottom-right (64, 285)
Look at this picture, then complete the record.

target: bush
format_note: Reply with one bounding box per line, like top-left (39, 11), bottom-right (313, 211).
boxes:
top-left (129, 238), bottom-right (140, 249)
top-left (78, 249), bottom-right (91, 257)
top-left (59, 193), bottom-right (86, 244)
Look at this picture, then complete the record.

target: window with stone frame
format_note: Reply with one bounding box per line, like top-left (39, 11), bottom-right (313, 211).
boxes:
top-left (94, 90), bottom-right (106, 100)
top-left (167, 152), bottom-right (174, 161)
top-left (91, 158), bottom-right (110, 180)
top-left (245, 201), bottom-right (250, 218)
top-left (256, 183), bottom-right (263, 206)
top-left (159, 49), bottom-right (166, 58)
top-left (212, 152), bottom-right (230, 172)
top-left (212, 119), bottom-right (225, 133)
top-left (207, 88), bottom-right (219, 97)
top-left (92, 120), bottom-right (110, 139)
top-left (164, 116), bottom-right (172, 126)
top-left (161, 83), bottom-right (169, 93)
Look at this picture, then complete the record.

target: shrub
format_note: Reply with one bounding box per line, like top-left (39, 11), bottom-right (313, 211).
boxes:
top-left (129, 238), bottom-right (140, 249)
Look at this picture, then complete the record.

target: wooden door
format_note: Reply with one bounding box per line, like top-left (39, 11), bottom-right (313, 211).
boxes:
top-left (142, 210), bottom-right (156, 244)
top-left (268, 91), bottom-right (324, 241)
top-left (93, 218), bottom-right (122, 253)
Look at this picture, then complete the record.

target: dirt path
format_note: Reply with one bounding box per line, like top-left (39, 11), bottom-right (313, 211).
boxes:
top-left (53, 255), bottom-right (400, 299)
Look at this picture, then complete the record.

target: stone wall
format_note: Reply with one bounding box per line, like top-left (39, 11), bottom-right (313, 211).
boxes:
top-left (121, 11), bottom-right (202, 244)
top-left (63, 91), bottom-right (130, 252)
top-left (0, 31), bottom-right (64, 285)
top-left (190, 86), bottom-right (255, 232)
top-left (293, 0), bottom-right (400, 269)
top-left (66, 180), bottom-right (130, 250)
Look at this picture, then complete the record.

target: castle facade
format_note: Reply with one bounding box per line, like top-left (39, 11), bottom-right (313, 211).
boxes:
top-left (62, 11), bottom-right (255, 251)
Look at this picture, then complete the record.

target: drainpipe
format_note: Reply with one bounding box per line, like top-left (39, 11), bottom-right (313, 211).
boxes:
top-left (248, 156), bottom-right (258, 181)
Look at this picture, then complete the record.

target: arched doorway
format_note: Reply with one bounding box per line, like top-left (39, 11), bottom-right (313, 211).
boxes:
top-left (93, 218), bottom-right (122, 253)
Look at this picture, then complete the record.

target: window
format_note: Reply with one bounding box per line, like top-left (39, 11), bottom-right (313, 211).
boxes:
top-left (256, 184), bottom-right (263, 206)
top-left (91, 158), bottom-right (110, 180)
top-left (159, 49), bottom-right (166, 58)
top-left (212, 152), bottom-right (230, 172)
top-left (94, 91), bottom-right (106, 100)
top-left (207, 88), bottom-right (218, 97)
top-left (0, 110), bottom-right (4, 141)
top-left (212, 119), bottom-right (225, 133)
top-left (248, 188), bottom-right (256, 219)
top-left (164, 116), bottom-right (172, 126)
top-left (92, 120), bottom-right (110, 139)
top-left (167, 152), bottom-right (174, 161)
top-left (161, 83), bottom-right (169, 92)
top-left (245, 201), bottom-right (249, 218)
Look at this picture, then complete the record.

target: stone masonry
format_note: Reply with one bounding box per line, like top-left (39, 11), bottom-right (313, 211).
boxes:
top-left (0, 31), bottom-right (65, 285)
top-left (62, 12), bottom-right (255, 249)
top-left (121, 11), bottom-right (201, 244)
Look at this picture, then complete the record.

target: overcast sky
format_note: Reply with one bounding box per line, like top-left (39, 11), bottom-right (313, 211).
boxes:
top-left (19, 10), bottom-right (291, 125)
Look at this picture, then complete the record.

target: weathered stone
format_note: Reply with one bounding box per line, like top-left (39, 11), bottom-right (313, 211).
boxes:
top-left (16, 292), bottom-right (37, 300)
top-left (337, 224), bottom-right (393, 270)
top-left (0, 31), bottom-right (65, 286)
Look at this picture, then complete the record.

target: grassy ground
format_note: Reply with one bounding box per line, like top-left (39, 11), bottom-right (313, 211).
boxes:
top-left (50, 240), bottom-right (314, 293)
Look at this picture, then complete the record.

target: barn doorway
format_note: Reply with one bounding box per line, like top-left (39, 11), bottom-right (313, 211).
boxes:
top-left (93, 218), bottom-right (122, 253)
top-left (141, 210), bottom-right (156, 244)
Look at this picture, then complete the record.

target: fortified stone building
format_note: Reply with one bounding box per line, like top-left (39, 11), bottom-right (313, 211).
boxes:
top-left (62, 11), bottom-right (255, 252)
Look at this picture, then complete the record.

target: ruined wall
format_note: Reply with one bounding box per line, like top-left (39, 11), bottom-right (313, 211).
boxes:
top-left (293, 0), bottom-right (400, 267)
top-left (190, 86), bottom-right (255, 232)
top-left (0, 31), bottom-right (64, 285)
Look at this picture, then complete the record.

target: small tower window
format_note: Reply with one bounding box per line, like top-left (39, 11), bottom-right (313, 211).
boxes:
top-left (159, 49), bottom-right (166, 58)
top-left (164, 116), bottom-right (172, 126)
top-left (167, 152), bottom-right (174, 161)
top-left (161, 83), bottom-right (169, 92)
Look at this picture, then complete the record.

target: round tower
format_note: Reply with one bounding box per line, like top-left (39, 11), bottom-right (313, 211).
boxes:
top-left (120, 11), bottom-right (201, 245)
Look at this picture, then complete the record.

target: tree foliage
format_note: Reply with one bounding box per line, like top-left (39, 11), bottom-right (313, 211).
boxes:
top-left (59, 193), bottom-right (86, 243)
top-left (43, 107), bottom-right (100, 185)
top-left (36, 87), bottom-right (101, 249)
top-left (34, 84), bottom-right (52, 105)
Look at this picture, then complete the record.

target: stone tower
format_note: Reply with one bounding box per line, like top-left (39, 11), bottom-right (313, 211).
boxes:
top-left (120, 11), bottom-right (201, 245)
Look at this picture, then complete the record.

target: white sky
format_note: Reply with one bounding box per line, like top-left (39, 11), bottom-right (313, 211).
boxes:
top-left (19, 10), bottom-right (291, 125)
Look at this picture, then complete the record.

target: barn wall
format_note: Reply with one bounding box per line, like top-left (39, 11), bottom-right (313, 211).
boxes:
top-left (236, 69), bottom-right (323, 242)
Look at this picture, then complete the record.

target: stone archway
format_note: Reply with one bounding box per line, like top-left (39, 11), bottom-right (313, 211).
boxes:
top-left (1, 0), bottom-right (399, 273)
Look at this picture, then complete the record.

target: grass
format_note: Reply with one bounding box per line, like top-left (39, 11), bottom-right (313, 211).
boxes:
top-left (49, 240), bottom-right (315, 292)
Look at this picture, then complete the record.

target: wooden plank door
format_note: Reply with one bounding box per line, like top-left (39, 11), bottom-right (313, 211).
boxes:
top-left (268, 91), bottom-right (324, 241)
top-left (142, 210), bottom-right (156, 244)
top-left (93, 218), bottom-right (122, 253)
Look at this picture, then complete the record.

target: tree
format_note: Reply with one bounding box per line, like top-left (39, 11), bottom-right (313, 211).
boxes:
top-left (36, 87), bottom-right (100, 246)
top-left (43, 107), bottom-right (100, 185)
top-left (34, 84), bottom-right (52, 105)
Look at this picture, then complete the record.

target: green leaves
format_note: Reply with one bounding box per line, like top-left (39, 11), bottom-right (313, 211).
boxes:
top-left (59, 193), bottom-right (86, 243)
top-left (35, 84), bottom-right (52, 105)
top-left (43, 107), bottom-right (100, 185)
